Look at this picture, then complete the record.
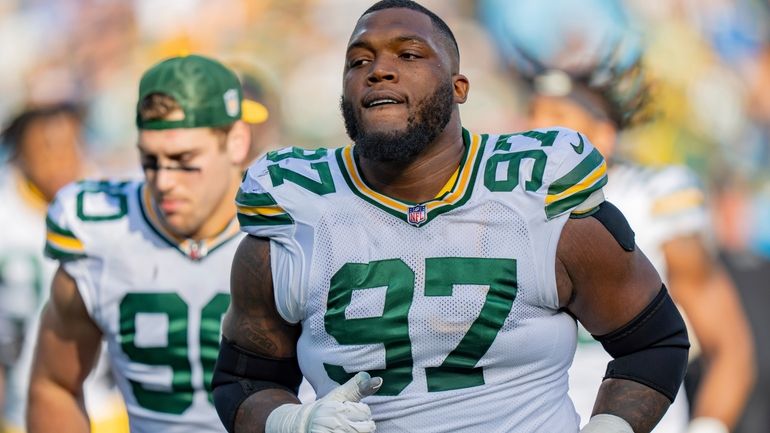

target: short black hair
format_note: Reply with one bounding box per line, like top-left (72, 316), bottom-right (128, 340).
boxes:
top-left (1, 103), bottom-right (82, 158)
top-left (362, 0), bottom-right (459, 63)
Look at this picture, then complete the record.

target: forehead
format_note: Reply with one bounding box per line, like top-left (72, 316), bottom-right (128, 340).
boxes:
top-left (137, 127), bottom-right (217, 154)
top-left (349, 7), bottom-right (437, 48)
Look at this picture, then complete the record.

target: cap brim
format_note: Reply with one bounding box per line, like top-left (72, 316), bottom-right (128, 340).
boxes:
top-left (242, 99), bottom-right (269, 124)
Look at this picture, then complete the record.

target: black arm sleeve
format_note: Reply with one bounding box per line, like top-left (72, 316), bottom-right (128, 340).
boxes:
top-left (593, 285), bottom-right (690, 401)
top-left (211, 336), bottom-right (304, 433)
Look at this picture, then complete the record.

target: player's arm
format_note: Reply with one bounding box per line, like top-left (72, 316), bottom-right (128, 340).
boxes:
top-left (212, 235), bottom-right (381, 433)
top-left (27, 266), bottom-right (102, 433)
top-left (664, 235), bottom-right (754, 431)
top-left (557, 205), bottom-right (689, 433)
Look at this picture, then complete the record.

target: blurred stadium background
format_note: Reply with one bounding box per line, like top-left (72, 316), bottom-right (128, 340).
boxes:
top-left (1, 0), bottom-right (769, 431)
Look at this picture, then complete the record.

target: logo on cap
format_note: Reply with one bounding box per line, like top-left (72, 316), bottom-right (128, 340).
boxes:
top-left (223, 88), bottom-right (240, 117)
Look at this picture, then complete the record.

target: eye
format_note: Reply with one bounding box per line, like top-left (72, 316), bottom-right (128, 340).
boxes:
top-left (141, 157), bottom-right (159, 171)
top-left (349, 58), bottom-right (371, 68)
top-left (400, 52), bottom-right (421, 60)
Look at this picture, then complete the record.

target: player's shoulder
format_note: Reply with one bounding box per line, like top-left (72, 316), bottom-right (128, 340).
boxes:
top-left (238, 146), bottom-right (337, 231)
top-left (487, 127), bottom-right (607, 220)
top-left (46, 179), bottom-right (140, 260)
top-left (647, 163), bottom-right (705, 216)
top-left (246, 146), bottom-right (336, 182)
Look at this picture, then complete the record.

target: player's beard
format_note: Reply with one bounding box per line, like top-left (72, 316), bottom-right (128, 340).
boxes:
top-left (341, 80), bottom-right (455, 163)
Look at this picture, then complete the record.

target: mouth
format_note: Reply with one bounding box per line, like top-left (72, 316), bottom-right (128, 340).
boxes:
top-left (159, 198), bottom-right (184, 213)
top-left (362, 91), bottom-right (405, 109)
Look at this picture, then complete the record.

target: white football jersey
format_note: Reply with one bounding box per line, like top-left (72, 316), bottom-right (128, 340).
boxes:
top-left (238, 128), bottom-right (608, 432)
top-left (568, 162), bottom-right (708, 432)
top-left (45, 180), bottom-right (243, 433)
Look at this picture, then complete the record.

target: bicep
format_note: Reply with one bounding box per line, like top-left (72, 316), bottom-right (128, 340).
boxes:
top-left (222, 235), bottom-right (300, 358)
top-left (558, 216), bottom-right (661, 335)
top-left (30, 266), bottom-right (102, 394)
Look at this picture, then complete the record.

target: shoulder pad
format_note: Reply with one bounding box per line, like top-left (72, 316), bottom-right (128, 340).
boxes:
top-left (45, 180), bottom-right (133, 261)
top-left (541, 128), bottom-right (608, 220)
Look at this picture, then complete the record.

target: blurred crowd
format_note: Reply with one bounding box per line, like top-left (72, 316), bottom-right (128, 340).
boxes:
top-left (2, 0), bottom-right (769, 255)
top-left (1, 0), bottom-right (769, 432)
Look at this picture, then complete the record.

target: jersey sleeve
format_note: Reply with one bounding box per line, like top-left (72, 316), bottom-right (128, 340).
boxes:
top-left (237, 155), bottom-right (296, 239)
top-left (44, 182), bottom-right (100, 317)
top-left (647, 165), bottom-right (709, 243)
top-left (542, 128), bottom-right (608, 220)
top-left (44, 180), bottom-right (132, 323)
top-left (45, 183), bottom-right (87, 262)
top-left (237, 150), bottom-right (311, 324)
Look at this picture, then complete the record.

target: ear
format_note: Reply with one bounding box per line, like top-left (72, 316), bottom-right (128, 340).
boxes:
top-left (225, 120), bottom-right (251, 167)
top-left (452, 74), bottom-right (469, 104)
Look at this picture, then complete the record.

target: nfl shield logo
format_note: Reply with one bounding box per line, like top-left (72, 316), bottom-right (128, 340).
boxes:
top-left (407, 204), bottom-right (427, 226)
top-left (223, 88), bottom-right (240, 117)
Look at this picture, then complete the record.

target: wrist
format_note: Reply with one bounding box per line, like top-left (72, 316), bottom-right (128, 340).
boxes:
top-left (687, 417), bottom-right (729, 433)
top-left (580, 414), bottom-right (634, 433)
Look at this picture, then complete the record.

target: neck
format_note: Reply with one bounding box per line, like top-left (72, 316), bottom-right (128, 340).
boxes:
top-left (195, 175), bottom-right (241, 241)
top-left (357, 118), bottom-right (465, 203)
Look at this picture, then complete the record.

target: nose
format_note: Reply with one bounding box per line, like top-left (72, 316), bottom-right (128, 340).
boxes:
top-left (366, 56), bottom-right (398, 85)
top-left (151, 166), bottom-right (177, 193)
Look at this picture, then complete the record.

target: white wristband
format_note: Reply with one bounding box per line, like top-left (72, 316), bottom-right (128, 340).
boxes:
top-left (580, 414), bottom-right (634, 433)
top-left (687, 417), bottom-right (729, 433)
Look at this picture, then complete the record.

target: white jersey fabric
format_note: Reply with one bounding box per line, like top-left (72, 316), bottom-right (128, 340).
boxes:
top-left (45, 179), bottom-right (243, 433)
top-left (238, 128), bottom-right (608, 432)
top-left (0, 168), bottom-right (122, 431)
top-left (568, 161), bottom-right (709, 432)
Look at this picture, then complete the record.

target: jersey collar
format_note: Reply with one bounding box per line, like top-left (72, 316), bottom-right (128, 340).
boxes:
top-left (138, 184), bottom-right (240, 260)
top-left (336, 128), bottom-right (488, 227)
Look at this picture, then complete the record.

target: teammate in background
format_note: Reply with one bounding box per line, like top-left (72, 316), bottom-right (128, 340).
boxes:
top-left (0, 103), bottom-right (127, 433)
top-left (27, 54), bottom-right (258, 433)
top-left (525, 62), bottom-right (754, 433)
top-left (212, 1), bottom-right (690, 432)
top-left (481, 2), bottom-right (755, 431)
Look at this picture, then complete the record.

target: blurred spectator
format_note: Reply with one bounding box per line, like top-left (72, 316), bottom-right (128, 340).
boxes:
top-left (479, 1), bottom-right (756, 432)
top-left (0, 103), bottom-right (128, 433)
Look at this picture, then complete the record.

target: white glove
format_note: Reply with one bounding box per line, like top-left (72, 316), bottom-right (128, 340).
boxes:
top-left (687, 418), bottom-right (729, 433)
top-left (579, 414), bottom-right (634, 433)
top-left (266, 372), bottom-right (383, 433)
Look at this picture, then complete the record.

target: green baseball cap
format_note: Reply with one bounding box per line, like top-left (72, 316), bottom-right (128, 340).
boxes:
top-left (136, 54), bottom-right (254, 130)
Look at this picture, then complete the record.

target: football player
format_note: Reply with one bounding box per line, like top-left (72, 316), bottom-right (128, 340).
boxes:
top-left (528, 67), bottom-right (755, 433)
top-left (212, 1), bottom-right (691, 432)
top-left (27, 55), bottom-right (258, 433)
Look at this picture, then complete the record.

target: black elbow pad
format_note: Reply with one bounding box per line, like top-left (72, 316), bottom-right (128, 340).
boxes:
top-left (211, 337), bottom-right (303, 433)
top-left (593, 285), bottom-right (690, 401)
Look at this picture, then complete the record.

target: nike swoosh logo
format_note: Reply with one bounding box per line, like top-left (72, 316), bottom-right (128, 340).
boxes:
top-left (570, 133), bottom-right (585, 154)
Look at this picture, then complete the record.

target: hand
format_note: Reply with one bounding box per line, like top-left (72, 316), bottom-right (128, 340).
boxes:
top-left (266, 372), bottom-right (383, 433)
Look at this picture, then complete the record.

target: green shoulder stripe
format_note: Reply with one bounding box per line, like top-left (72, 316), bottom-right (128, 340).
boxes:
top-left (545, 175), bottom-right (607, 219)
top-left (46, 215), bottom-right (76, 238)
top-left (235, 189), bottom-right (279, 207)
top-left (548, 148), bottom-right (604, 195)
top-left (44, 244), bottom-right (86, 261)
top-left (237, 212), bottom-right (294, 227)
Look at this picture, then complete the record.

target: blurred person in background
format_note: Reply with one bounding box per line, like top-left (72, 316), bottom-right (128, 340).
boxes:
top-left (25, 54), bottom-right (258, 433)
top-left (228, 59), bottom-right (282, 165)
top-left (480, 1), bottom-right (755, 432)
top-left (0, 103), bottom-right (128, 433)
